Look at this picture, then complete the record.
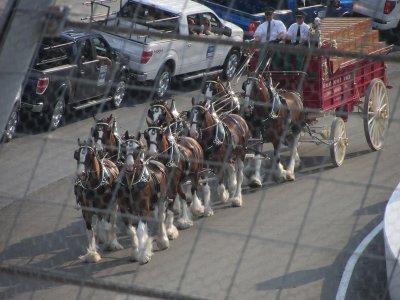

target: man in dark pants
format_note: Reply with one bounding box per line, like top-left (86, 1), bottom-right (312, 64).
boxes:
top-left (253, 7), bottom-right (287, 71)
top-left (284, 10), bottom-right (310, 71)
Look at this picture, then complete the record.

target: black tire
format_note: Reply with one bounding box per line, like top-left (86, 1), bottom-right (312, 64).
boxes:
top-left (111, 74), bottom-right (127, 108)
top-left (45, 92), bottom-right (66, 131)
top-left (1, 102), bottom-right (20, 143)
top-left (154, 66), bottom-right (171, 98)
top-left (222, 49), bottom-right (240, 80)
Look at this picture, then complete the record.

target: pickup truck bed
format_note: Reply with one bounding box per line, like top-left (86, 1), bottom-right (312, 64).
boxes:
top-left (21, 29), bottom-right (129, 131)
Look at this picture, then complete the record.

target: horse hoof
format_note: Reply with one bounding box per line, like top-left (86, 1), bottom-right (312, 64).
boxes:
top-left (106, 239), bottom-right (124, 251)
top-left (204, 207), bottom-right (214, 217)
top-left (272, 174), bottom-right (286, 184)
top-left (79, 250), bottom-right (101, 263)
top-left (156, 238), bottom-right (169, 251)
top-left (191, 206), bottom-right (204, 218)
top-left (167, 227), bottom-right (179, 240)
top-left (139, 255), bottom-right (151, 265)
top-left (176, 218), bottom-right (193, 229)
top-left (286, 173), bottom-right (295, 181)
top-left (231, 196), bottom-right (243, 207)
top-left (248, 177), bottom-right (262, 188)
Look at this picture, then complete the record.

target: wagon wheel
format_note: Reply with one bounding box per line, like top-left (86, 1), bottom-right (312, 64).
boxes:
top-left (330, 117), bottom-right (347, 167)
top-left (363, 78), bottom-right (389, 151)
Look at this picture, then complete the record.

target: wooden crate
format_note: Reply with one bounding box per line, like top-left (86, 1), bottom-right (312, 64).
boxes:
top-left (319, 17), bottom-right (384, 73)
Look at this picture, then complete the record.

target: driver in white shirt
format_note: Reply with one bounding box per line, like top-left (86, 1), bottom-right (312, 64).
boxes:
top-left (253, 7), bottom-right (287, 71)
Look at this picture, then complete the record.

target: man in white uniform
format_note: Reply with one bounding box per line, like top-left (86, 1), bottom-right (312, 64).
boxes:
top-left (253, 7), bottom-right (287, 70)
top-left (284, 10), bottom-right (310, 70)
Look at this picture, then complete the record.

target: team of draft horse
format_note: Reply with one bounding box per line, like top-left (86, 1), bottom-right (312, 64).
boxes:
top-left (73, 71), bottom-right (305, 265)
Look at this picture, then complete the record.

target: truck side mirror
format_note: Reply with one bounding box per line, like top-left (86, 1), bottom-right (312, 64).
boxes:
top-left (223, 26), bottom-right (232, 37)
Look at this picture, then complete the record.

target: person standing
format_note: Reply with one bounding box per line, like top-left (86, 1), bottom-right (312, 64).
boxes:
top-left (284, 10), bottom-right (310, 70)
top-left (253, 7), bottom-right (287, 71)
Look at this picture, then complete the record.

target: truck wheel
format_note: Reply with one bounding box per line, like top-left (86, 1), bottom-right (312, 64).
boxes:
top-left (111, 74), bottom-right (127, 108)
top-left (1, 102), bottom-right (20, 143)
top-left (222, 50), bottom-right (240, 80)
top-left (154, 66), bottom-right (171, 98)
top-left (46, 93), bottom-right (66, 131)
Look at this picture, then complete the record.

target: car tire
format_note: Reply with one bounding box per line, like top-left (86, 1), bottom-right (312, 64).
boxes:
top-left (154, 65), bottom-right (171, 98)
top-left (45, 92), bottom-right (66, 131)
top-left (111, 74), bottom-right (127, 108)
top-left (222, 49), bottom-right (240, 80)
top-left (1, 102), bottom-right (20, 143)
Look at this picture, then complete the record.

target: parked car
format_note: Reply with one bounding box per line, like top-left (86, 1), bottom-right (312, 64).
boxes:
top-left (194, 0), bottom-right (353, 39)
top-left (20, 29), bottom-right (130, 131)
top-left (353, 0), bottom-right (400, 44)
top-left (93, 0), bottom-right (244, 98)
top-left (1, 86), bottom-right (21, 143)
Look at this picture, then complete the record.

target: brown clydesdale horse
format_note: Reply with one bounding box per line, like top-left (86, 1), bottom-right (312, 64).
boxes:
top-left (146, 98), bottom-right (188, 136)
top-left (202, 76), bottom-right (241, 115)
top-left (242, 72), bottom-right (305, 186)
top-left (188, 98), bottom-right (249, 211)
top-left (74, 138), bottom-right (123, 263)
top-left (144, 125), bottom-right (210, 221)
top-left (90, 114), bottom-right (123, 164)
top-left (115, 131), bottom-right (169, 264)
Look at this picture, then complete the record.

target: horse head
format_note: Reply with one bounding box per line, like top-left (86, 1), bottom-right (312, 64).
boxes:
top-left (91, 114), bottom-right (117, 156)
top-left (203, 77), bottom-right (240, 115)
top-left (123, 131), bottom-right (146, 172)
top-left (74, 138), bottom-right (98, 181)
top-left (143, 126), bottom-right (172, 157)
top-left (188, 98), bottom-right (218, 141)
top-left (203, 76), bottom-right (226, 100)
top-left (147, 98), bottom-right (179, 128)
top-left (242, 73), bottom-right (273, 117)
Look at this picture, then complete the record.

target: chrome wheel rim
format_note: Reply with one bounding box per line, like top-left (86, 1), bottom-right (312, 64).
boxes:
top-left (4, 107), bottom-right (18, 140)
top-left (113, 80), bottom-right (126, 107)
top-left (158, 71), bottom-right (170, 97)
top-left (226, 53), bottom-right (239, 79)
top-left (51, 98), bottom-right (64, 129)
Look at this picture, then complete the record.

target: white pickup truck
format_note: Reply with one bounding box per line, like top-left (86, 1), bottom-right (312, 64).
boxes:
top-left (93, 0), bottom-right (244, 98)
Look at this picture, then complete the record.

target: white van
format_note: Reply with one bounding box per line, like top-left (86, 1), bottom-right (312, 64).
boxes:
top-left (353, 0), bottom-right (400, 42)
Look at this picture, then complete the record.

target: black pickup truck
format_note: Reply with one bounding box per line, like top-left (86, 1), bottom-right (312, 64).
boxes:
top-left (21, 29), bottom-right (129, 131)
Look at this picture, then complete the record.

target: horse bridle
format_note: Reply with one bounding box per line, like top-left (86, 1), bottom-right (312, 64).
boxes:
top-left (92, 121), bottom-right (119, 155)
top-left (243, 76), bottom-right (261, 114)
top-left (123, 138), bottom-right (148, 187)
top-left (75, 145), bottom-right (109, 190)
top-left (144, 127), bottom-right (164, 153)
top-left (244, 76), bottom-right (281, 121)
top-left (148, 104), bottom-right (168, 126)
top-left (203, 80), bottom-right (222, 96)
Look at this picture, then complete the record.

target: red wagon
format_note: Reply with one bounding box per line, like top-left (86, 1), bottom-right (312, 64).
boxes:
top-left (248, 18), bottom-right (392, 166)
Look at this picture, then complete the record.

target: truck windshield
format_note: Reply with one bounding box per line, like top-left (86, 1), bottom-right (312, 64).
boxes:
top-left (33, 37), bottom-right (73, 70)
